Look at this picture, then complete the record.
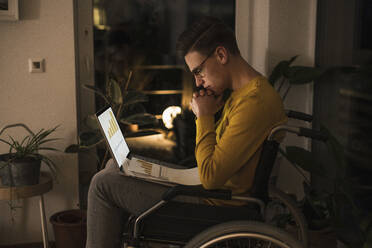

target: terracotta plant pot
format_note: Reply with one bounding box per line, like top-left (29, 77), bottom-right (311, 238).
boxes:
top-left (50, 209), bottom-right (87, 248)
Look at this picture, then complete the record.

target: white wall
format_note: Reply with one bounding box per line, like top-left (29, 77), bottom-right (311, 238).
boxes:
top-left (0, 0), bottom-right (79, 245)
top-left (236, 0), bottom-right (318, 199)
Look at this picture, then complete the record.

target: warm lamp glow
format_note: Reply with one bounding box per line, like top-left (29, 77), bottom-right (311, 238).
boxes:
top-left (162, 106), bottom-right (182, 129)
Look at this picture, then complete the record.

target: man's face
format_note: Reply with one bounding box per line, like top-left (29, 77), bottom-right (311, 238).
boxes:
top-left (185, 49), bottom-right (226, 96)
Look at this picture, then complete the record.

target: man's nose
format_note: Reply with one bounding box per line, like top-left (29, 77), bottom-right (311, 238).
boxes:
top-left (195, 77), bottom-right (204, 87)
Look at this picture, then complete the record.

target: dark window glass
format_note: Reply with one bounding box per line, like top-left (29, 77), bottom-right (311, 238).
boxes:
top-left (93, 0), bottom-right (235, 116)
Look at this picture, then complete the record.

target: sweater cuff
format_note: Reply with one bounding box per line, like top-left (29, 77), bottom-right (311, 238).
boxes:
top-left (196, 115), bottom-right (215, 141)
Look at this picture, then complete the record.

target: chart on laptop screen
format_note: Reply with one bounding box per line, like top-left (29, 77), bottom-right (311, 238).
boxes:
top-left (97, 108), bottom-right (129, 167)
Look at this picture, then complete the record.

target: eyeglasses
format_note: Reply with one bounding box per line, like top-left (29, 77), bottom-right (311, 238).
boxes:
top-left (190, 48), bottom-right (216, 78)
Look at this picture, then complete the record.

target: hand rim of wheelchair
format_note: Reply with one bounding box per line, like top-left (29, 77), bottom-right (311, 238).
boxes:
top-left (184, 220), bottom-right (304, 248)
top-left (268, 185), bottom-right (308, 247)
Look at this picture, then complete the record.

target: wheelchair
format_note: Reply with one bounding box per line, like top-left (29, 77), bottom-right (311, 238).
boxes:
top-left (122, 110), bottom-right (327, 248)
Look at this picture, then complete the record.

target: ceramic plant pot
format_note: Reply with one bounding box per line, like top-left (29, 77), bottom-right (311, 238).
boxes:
top-left (0, 154), bottom-right (41, 186)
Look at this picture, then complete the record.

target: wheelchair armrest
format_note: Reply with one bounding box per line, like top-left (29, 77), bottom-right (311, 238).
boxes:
top-left (270, 125), bottom-right (328, 142)
top-left (285, 110), bottom-right (313, 122)
top-left (162, 185), bottom-right (232, 201)
top-left (298, 127), bottom-right (328, 141)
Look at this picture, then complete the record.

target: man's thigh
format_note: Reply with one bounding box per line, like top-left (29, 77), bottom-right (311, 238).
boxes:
top-left (92, 159), bottom-right (202, 216)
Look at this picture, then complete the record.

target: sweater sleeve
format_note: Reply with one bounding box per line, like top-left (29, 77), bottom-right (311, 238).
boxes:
top-left (195, 94), bottom-right (276, 190)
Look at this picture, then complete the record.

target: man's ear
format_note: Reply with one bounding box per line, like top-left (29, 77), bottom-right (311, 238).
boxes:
top-left (216, 46), bottom-right (228, 65)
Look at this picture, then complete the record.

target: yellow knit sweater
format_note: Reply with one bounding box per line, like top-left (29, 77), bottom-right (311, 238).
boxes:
top-left (195, 76), bottom-right (287, 205)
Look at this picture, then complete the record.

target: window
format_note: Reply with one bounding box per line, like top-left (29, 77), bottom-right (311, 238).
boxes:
top-left (93, 0), bottom-right (235, 122)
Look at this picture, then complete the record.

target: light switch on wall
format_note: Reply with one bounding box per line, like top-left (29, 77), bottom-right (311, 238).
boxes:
top-left (28, 58), bottom-right (45, 73)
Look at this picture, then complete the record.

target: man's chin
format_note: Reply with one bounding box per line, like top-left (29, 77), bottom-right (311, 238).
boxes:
top-left (207, 88), bottom-right (222, 97)
top-left (211, 89), bottom-right (222, 97)
top-left (205, 88), bottom-right (215, 95)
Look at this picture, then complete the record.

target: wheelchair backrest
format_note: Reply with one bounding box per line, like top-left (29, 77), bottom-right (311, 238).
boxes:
top-left (250, 139), bottom-right (279, 203)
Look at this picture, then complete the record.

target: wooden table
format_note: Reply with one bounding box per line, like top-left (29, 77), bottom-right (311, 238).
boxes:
top-left (0, 172), bottom-right (53, 248)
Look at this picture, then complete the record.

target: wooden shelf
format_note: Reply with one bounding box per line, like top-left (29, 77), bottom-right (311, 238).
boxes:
top-left (0, 172), bottom-right (53, 200)
top-left (141, 90), bottom-right (183, 95)
top-left (133, 65), bottom-right (185, 70)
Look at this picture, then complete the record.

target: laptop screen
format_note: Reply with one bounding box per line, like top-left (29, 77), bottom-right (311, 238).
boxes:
top-left (96, 107), bottom-right (129, 167)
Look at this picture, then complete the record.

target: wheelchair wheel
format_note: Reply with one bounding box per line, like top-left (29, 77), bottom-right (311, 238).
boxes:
top-left (184, 221), bottom-right (304, 248)
top-left (268, 185), bottom-right (308, 248)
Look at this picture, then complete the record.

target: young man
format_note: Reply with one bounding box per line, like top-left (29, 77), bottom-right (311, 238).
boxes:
top-left (86, 16), bottom-right (287, 248)
top-left (178, 16), bottom-right (287, 204)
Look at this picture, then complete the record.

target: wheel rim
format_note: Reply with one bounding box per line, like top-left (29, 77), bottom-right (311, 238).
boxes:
top-left (268, 186), bottom-right (308, 247)
top-left (199, 232), bottom-right (292, 248)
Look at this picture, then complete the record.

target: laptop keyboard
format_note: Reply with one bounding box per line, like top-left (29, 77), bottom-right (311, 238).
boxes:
top-left (132, 154), bottom-right (186, 169)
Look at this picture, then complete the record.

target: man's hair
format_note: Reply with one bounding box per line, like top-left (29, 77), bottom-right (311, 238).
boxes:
top-left (176, 16), bottom-right (240, 57)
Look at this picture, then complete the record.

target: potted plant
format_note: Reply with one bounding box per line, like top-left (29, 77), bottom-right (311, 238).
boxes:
top-left (0, 123), bottom-right (59, 186)
top-left (65, 72), bottom-right (158, 171)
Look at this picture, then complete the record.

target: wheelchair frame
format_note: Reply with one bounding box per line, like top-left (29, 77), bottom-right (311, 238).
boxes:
top-left (123, 110), bottom-right (327, 248)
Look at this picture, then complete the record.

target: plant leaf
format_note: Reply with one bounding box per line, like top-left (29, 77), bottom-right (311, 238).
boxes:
top-left (123, 91), bottom-right (149, 106)
top-left (268, 55), bottom-right (298, 85)
top-left (38, 147), bottom-right (60, 152)
top-left (65, 144), bottom-right (94, 153)
top-left (79, 131), bottom-right (103, 147)
top-left (84, 84), bottom-right (110, 104)
top-left (0, 138), bottom-right (12, 146)
top-left (120, 113), bottom-right (158, 126)
top-left (269, 61), bottom-right (289, 86)
top-left (108, 78), bottom-right (123, 105)
top-left (38, 138), bottom-right (61, 146)
top-left (40, 155), bottom-right (58, 179)
top-left (287, 66), bottom-right (325, 85)
top-left (287, 55), bottom-right (299, 65)
top-left (283, 146), bottom-right (325, 176)
top-left (83, 115), bottom-right (100, 130)
top-left (0, 123), bottom-right (35, 136)
top-left (65, 144), bottom-right (80, 153)
top-left (31, 126), bottom-right (59, 145)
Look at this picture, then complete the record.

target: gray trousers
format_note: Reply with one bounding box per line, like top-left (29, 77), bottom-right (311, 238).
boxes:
top-left (86, 159), bottom-right (200, 248)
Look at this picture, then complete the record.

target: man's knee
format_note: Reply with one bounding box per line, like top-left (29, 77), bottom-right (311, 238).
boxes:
top-left (90, 159), bottom-right (119, 188)
top-left (89, 168), bottom-right (118, 196)
top-left (104, 158), bottom-right (118, 170)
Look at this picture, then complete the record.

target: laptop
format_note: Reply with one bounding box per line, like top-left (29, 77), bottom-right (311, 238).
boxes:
top-left (96, 106), bottom-right (200, 185)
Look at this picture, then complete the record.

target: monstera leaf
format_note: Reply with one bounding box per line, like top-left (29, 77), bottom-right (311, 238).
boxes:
top-left (108, 78), bottom-right (123, 105)
top-left (268, 55), bottom-right (325, 87)
top-left (268, 55), bottom-right (298, 85)
top-left (65, 131), bottom-right (103, 153)
top-left (83, 115), bottom-right (100, 131)
top-left (286, 66), bottom-right (325, 84)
